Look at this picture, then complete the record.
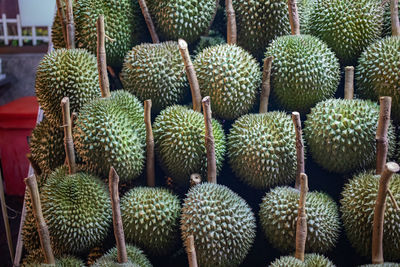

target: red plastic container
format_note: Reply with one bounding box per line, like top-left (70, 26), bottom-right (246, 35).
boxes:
top-left (0, 96), bottom-right (38, 196)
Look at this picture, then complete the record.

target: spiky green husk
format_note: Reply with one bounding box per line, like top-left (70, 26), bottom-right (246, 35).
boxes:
top-left (304, 99), bottom-right (395, 173)
top-left (41, 166), bottom-right (111, 254)
top-left (265, 35), bottom-right (340, 113)
top-left (194, 31), bottom-right (226, 55)
top-left (51, 11), bottom-right (66, 49)
top-left (360, 264), bottom-right (400, 267)
top-left (35, 48), bottom-right (100, 125)
top-left (92, 245), bottom-right (152, 267)
top-left (341, 172), bottom-right (400, 261)
top-left (260, 186), bottom-right (340, 253)
top-left (29, 119), bottom-right (65, 175)
top-left (153, 105), bottom-right (226, 186)
top-left (356, 36), bottom-right (400, 122)
top-left (269, 253), bottom-right (335, 267)
top-left (22, 249), bottom-right (85, 267)
top-left (121, 42), bottom-right (188, 113)
top-left (193, 44), bottom-right (262, 120)
top-left (233, 0), bottom-right (290, 59)
top-left (149, 0), bottom-right (217, 43)
top-left (297, 0), bottom-right (317, 34)
top-left (73, 90), bottom-right (145, 181)
top-left (308, 0), bottom-right (383, 64)
top-left (181, 183), bottom-right (256, 267)
top-left (120, 187), bottom-right (181, 255)
top-left (227, 112), bottom-right (297, 189)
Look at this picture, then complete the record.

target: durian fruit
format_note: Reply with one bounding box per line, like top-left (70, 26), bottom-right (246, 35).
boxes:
top-left (35, 48), bottom-right (100, 125)
top-left (92, 245), bottom-right (152, 267)
top-left (29, 119), bottom-right (65, 175)
top-left (193, 44), bottom-right (262, 120)
top-left (120, 187), bottom-right (181, 255)
top-left (22, 248), bottom-right (85, 267)
top-left (304, 99), bottom-right (395, 173)
top-left (265, 34), bottom-right (340, 113)
top-left (233, 0), bottom-right (291, 59)
top-left (341, 171), bottom-right (400, 261)
top-left (121, 42), bottom-right (188, 113)
top-left (41, 166), bottom-right (112, 254)
top-left (296, 0), bottom-right (316, 34)
top-left (259, 186), bottom-right (340, 253)
top-left (227, 112), bottom-right (297, 189)
top-left (152, 105), bottom-right (226, 186)
top-left (308, 0), bottom-right (383, 65)
top-left (193, 30), bottom-right (226, 55)
top-left (269, 253), bottom-right (335, 267)
top-left (181, 183), bottom-right (256, 267)
top-left (73, 90), bottom-right (146, 180)
top-left (148, 0), bottom-right (217, 43)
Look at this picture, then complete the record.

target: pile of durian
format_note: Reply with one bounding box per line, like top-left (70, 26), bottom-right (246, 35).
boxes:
top-left (22, 0), bottom-right (400, 266)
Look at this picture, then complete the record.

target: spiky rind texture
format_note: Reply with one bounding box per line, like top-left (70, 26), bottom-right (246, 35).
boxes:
top-left (51, 11), bottom-right (66, 49)
top-left (181, 183), bottom-right (256, 267)
top-left (120, 187), bottom-right (181, 255)
top-left (265, 35), bottom-right (340, 113)
top-left (360, 264), bottom-right (400, 267)
top-left (41, 166), bottom-right (112, 254)
top-left (341, 172), bottom-right (400, 261)
top-left (22, 249), bottom-right (85, 267)
top-left (297, 0), bottom-right (317, 34)
top-left (193, 44), bottom-right (262, 120)
top-left (29, 119), bottom-right (65, 175)
top-left (227, 112), bottom-right (298, 189)
top-left (92, 245), bottom-right (152, 267)
top-left (308, 0), bottom-right (383, 64)
top-left (35, 48), bottom-right (100, 125)
top-left (304, 99), bottom-right (395, 173)
top-left (356, 36), bottom-right (400, 122)
top-left (153, 105), bottom-right (225, 185)
top-left (260, 186), bottom-right (340, 253)
top-left (269, 253), bottom-right (335, 267)
top-left (194, 31), bottom-right (226, 55)
top-left (149, 0), bottom-right (217, 43)
top-left (233, 0), bottom-right (290, 59)
top-left (121, 42), bottom-right (188, 113)
top-left (74, 91), bottom-right (145, 181)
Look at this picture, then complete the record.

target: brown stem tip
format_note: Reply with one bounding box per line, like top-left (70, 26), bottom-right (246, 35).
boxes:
top-left (138, 0), bottom-right (159, 43)
top-left (292, 112), bottom-right (305, 190)
top-left (202, 96), bottom-right (217, 184)
top-left (97, 15), bottom-right (111, 98)
top-left (259, 56), bottom-right (273, 114)
top-left (376, 96), bottom-right (392, 175)
top-left (295, 173), bottom-right (308, 262)
top-left (186, 235), bottom-right (198, 267)
top-left (344, 66), bottom-right (354, 100)
top-left (288, 0), bottom-right (300, 35)
top-left (144, 100), bottom-right (155, 187)
top-left (61, 97), bottom-right (76, 175)
top-left (225, 0), bottom-right (237, 44)
top-left (65, 0), bottom-right (75, 49)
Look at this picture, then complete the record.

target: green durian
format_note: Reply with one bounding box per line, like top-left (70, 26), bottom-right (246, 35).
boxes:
top-left (41, 166), bottom-right (112, 254)
top-left (269, 253), bottom-right (335, 267)
top-left (121, 42), bottom-right (188, 113)
top-left (73, 90), bottom-right (145, 181)
top-left (92, 245), bottom-right (152, 267)
top-left (259, 186), bottom-right (340, 253)
top-left (181, 183), bottom-right (256, 267)
top-left (120, 187), bottom-right (181, 255)
top-left (51, 11), bottom-right (66, 49)
top-left (193, 44), bottom-right (262, 120)
top-left (35, 48), bottom-right (100, 125)
top-left (304, 99), bottom-right (395, 173)
top-left (297, 0), bottom-right (317, 34)
top-left (265, 34), bottom-right (340, 113)
top-left (22, 249), bottom-right (85, 267)
top-left (153, 105), bottom-right (226, 186)
top-left (227, 112), bottom-right (298, 189)
top-left (356, 36), bottom-right (400, 121)
top-left (308, 0), bottom-right (383, 65)
top-left (341, 171), bottom-right (400, 261)
top-left (148, 0), bottom-right (217, 43)
top-left (193, 30), bottom-right (226, 55)
top-left (233, 0), bottom-right (290, 59)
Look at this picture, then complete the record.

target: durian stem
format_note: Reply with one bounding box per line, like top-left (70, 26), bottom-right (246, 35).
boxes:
top-left (387, 189), bottom-right (400, 211)
top-left (109, 167), bottom-right (128, 264)
top-left (202, 96), bottom-right (217, 184)
top-left (56, 0), bottom-right (68, 47)
top-left (344, 66), bottom-right (354, 100)
top-left (179, 39), bottom-right (202, 112)
top-left (376, 96), bottom-right (392, 175)
top-left (259, 56), bottom-right (273, 113)
top-left (295, 173), bottom-right (308, 262)
top-left (24, 175), bottom-right (55, 265)
top-left (61, 97), bottom-right (76, 175)
top-left (372, 162), bottom-right (400, 264)
top-left (186, 235), bottom-right (198, 267)
top-left (138, 0), bottom-right (160, 43)
top-left (144, 100), bottom-right (155, 187)
top-left (190, 173), bottom-right (202, 187)
top-left (65, 0), bottom-right (75, 49)
top-left (0, 168), bottom-right (14, 261)
top-left (97, 15), bottom-right (111, 98)
top-left (292, 112), bottom-right (305, 190)
top-left (391, 0), bottom-right (400, 36)
top-left (26, 153), bottom-right (42, 177)
top-left (226, 0), bottom-right (237, 44)
top-left (288, 0), bottom-right (300, 35)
